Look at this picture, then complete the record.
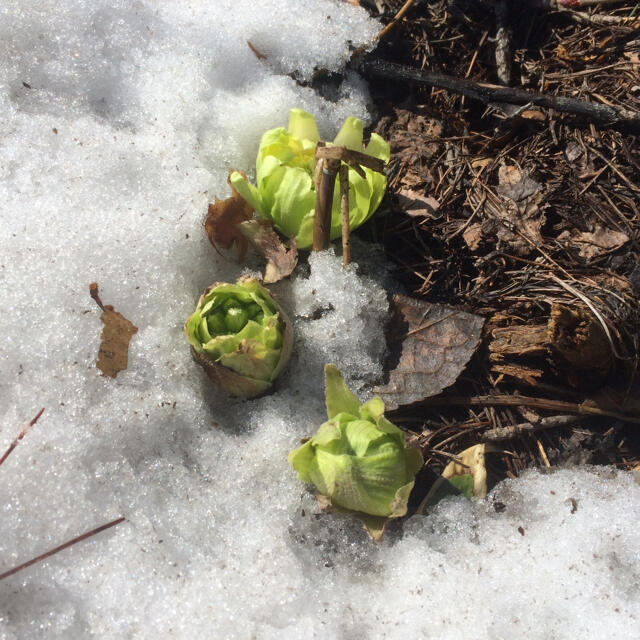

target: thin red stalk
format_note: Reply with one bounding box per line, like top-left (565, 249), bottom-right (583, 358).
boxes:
top-left (0, 408), bottom-right (45, 468)
top-left (0, 516), bottom-right (126, 581)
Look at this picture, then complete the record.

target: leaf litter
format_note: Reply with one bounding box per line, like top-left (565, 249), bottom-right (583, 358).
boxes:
top-left (90, 283), bottom-right (138, 378)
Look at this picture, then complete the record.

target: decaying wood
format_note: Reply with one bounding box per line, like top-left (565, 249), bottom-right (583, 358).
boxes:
top-left (548, 304), bottom-right (614, 385)
top-left (491, 364), bottom-right (544, 386)
top-left (489, 303), bottom-right (615, 388)
top-left (358, 59), bottom-right (640, 130)
top-left (490, 325), bottom-right (549, 360)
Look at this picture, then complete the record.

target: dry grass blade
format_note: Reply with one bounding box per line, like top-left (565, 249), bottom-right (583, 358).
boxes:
top-left (0, 408), bottom-right (45, 468)
top-left (0, 517), bottom-right (126, 581)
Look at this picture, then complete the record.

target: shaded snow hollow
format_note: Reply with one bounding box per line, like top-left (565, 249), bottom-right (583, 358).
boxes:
top-left (1, 1), bottom-right (639, 638)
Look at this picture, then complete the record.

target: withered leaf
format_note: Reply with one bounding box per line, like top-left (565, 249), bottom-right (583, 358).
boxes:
top-left (238, 219), bottom-right (298, 284)
top-left (557, 225), bottom-right (629, 260)
top-left (204, 170), bottom-right (254, 260)
top-left (496, 164), bottom-right (541, 201)
top-left (484, 165), bottom-right (545, 255)
top-left (463, 222), bottom-right (483, 251)
top-left (397, 189), bottom-right (440, 219)
top-left (374, 295), bottom-right (484, 410)
top-left (90, 283), bottom-right (138, 378)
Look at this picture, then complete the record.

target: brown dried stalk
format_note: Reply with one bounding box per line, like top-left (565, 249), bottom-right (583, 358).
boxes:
top-left (339, 164), bottom-right (351, 265)
top-left (0, 517), bottom-right (126, 581)
top-left (0, 408), bottom-right (45, 467)
top-left (312, 145), bottom-right (386, 252)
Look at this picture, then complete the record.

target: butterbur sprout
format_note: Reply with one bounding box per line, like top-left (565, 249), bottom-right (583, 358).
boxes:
top-left (289, 364), bottom-right (423, 539)
top-left (230, 108), bottom-right (390, 249)
top-left (185, 277), bottom-right (292, 399)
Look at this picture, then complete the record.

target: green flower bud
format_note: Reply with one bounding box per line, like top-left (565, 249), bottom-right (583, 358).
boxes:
top-left (288, 365), bottom-right (423, 537)
top-left (207, 311), bottom-right (226, 335)
top-left (185, 277), bottom-right (293, 399)
top-left (230, 109), bottom-right (390, 249)
top-left (245, 302), bottom-right (261, 318)
top-left (225, 307), bottom-right (248, 333)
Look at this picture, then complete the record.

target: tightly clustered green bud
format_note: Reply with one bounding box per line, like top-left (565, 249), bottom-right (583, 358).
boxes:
top-left (185, 277), bottom-right (292, 399)
top-left (288, 365), bottom-right (423, 538)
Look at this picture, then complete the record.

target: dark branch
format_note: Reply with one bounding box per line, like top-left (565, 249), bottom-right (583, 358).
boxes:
top-left (358, 59), bottom-right (640, 131)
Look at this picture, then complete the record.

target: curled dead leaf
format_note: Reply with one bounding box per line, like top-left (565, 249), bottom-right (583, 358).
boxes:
top-left (397, 189), bottom-right (440, 219)
top-left (238, 219), bottom-right (298, 284)
top-left (374, 295), bottom-right (484, 410)
top-left (557, 225), bottom-right (629, 260)
top-left (204, 170), bottom-right (254, 260)
top-left (442, 443), bottom-right (498, 499)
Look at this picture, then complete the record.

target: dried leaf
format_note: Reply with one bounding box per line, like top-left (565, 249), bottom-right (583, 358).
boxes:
top-left (496, 165), bottom-right (541, 201)
top-left (471, 157), bottom-right (493, 170)
top-left (558, 225), bottom-right (629, 260)
top-left (374, 295), bottom-right (484, 410)
top-left (90, 283), bottom-right (138, 378)
top-left (483, 165), bottom-right (545, 255)
top-left (463, 222), bottom-right (483, 251)
top-left (397, 189), bottom-right (440, 219)
top-left (442, 444), bottom-right (496, 498)
top-left (238, 220), bottom-right (298, 284)
top-left (204, 170), bottom-right (254, 260)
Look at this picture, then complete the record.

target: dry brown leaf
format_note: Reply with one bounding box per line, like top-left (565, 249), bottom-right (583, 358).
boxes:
top-left (90, 283), bottom-right (138, 378)
top-left (520, 109), bottom-right (546, 122)
top-left (374, 295), bottom-right (484, 410)
top-left (204, 170), bottom-right (254, 260)
top-left (471, 157), bottom-right (492, 170)
top-left (463, 222), bottom-right (483, 251)
top-left (238, 219), bottom-right (298, 284)
top-left (481, 165), bottom-right (545, 255)
top-left (558, 225), bottom-right (629, 260)
top-left (397, 189), bottom-right (440, 219)
top-left (442, 444), bottom-right (495, 498)
top-left (497, 165), bottom-right (540, 200)
top-left (624, 51), bottom-right (640, 65)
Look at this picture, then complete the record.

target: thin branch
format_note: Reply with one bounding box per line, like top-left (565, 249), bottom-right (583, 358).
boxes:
top-left (0, 517), bottom-right (126, 581)
top-left (483, 414), bottom-right (584, 441)
top-left (358, 59), bottom-right (640, 130)
top-left (420, 394), bottom-right (640, 424)
top-left (0, 408), bottom-right (45, 468)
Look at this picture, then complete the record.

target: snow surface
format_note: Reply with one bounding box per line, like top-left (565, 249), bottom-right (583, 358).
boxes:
top-left (1, 1), bottom-right (640, 639)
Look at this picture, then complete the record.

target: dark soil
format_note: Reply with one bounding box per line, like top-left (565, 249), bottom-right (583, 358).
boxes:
top-left (354, 0), bottom-right (640, 482)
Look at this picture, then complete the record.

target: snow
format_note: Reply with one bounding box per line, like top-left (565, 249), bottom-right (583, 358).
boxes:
top-left (1, 1), bottom-right (640, 638)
